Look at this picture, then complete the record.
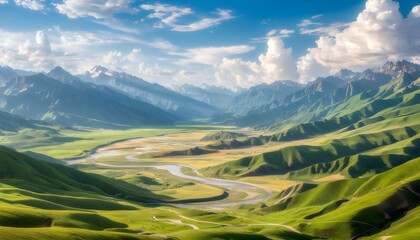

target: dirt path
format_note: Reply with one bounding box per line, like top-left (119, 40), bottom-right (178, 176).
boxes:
top-left (162, 208), bottom-right (301, 233)
top-left (152, 215), bottom-right (199, 230)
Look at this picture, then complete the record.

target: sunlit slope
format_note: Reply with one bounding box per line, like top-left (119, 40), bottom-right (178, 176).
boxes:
top-left (0, 146), bottom-right (167, 203)
top-left (252, 158), bottom-right (420, 239)
top-left (204, 83), bottom-right (420, 179)
top-left (204, 125), bottom-right (420, 178)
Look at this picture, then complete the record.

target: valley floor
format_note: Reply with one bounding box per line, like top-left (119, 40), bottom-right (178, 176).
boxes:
top-left (1, 124), bottom-right (419, 240)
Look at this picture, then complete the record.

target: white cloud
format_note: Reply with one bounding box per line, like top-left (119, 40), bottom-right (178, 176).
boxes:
top-left (266, 29), bottom-right (277, 37)
top-left (297, 19), bottom-right (321, 28)
top-left (252, 29), bottom-right (295, 43)
top-left (0, 0), bottom-right (8, 4)
top-left (215, 57), bottom-right (262, 89)
top-left (411, 5), bottom-right (420, 18)
top-left (102, 50), bottom-right (123, 65)
top-left (169, 45), bottom-right (255, 65)
top-left (147, 39), bottom-right (177, 51)
top-left (99, 49), bottom-right (187, 79)
top-left (298, 0), bottom-right (420, 83)
top-left (171, 9), bottom-right (234, 32)
top-left (215, 37), bottom-right (298, 89)
top-left (0, 27), bottom-right (208, 85)
top-left (54, 0), bottom-right (139, 33)
top-left (279, 29), bottom-right (295, 36)
top-left (0, 30), bottom-right (55, 70)
top-left (0, 28), bottom-right (144, 73)
top-left (300, 22), bottom-right (349, 36)
top-left (14, 0), bottom-right (44, 10)
top-left (55, 0), bottom-right (135, 19)
top-left (141, 4), bottom-right (234, 32)
top-left (139, 62), bottom-right (176, 77)
top-left (259, 37), bottom-right (297, 81)
top-left (141, 3), bottom-right (192, 28)
top-left (101, 48), bottom-right (146, 74)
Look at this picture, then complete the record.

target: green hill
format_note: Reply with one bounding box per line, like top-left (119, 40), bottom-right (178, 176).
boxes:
top-left (253, 158), bottom-right (420, 239)
top-left (0, 110), bottom-right (45, 132)
top-left (204, 125), bottom-right (420, 178)
top-left (0, 146), bottom-right (167, 203)
top-left (200, 131), bottom-right (247, 141)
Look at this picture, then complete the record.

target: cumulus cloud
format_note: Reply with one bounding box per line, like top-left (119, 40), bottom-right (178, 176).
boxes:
top-left (0, 30), bottom-right (54, 70)
top-left (14, 0), bottom-right (44, 10)
top-left (0, 0), bottom-right (8, 4)
top-left (259, 37), bottom-right (298, 81)
top-left (0, 28), bottom-right (145, 73)
top-left (297, 0), bottom-right (420, 83)
top-left (141, 4), bottom-right (234, 32)
top-left (102, 48), bottom-right (141, 67)
top-left (215, 58), bottom-right (262, 89)
top-left (215, 37), bottom-right (297, 89)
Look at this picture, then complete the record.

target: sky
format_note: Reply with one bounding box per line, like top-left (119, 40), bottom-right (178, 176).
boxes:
top-left (0, 0), bottom-right (419, 89)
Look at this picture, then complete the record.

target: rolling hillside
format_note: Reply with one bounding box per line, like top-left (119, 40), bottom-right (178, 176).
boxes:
top-left (0, 146), bottom-right (166, 203)
top-left (0, 110), bottom-right (45, 132)
top-left (204, 73), bottom-right (420, 179)
top-left (252, 158), bottom-right (420, 239)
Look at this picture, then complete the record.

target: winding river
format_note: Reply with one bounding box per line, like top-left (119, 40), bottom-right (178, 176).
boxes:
top-left (67, 137), bottom-right (273, 208)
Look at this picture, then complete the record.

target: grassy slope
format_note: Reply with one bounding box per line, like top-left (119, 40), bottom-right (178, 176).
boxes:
top-left (200, 131), bottom-right (247, 141)
top-left (0, 146), bottom-right (169, 203)
top-left (262, 75), bottom-right (420, 130)
top-left (203, 83), bottom-right (420, 179)
top-left (196, 79), bottom-right (420, 239)
top-left (204, 125), bottom-right (420, 178)
top-left (251, 158), bottom-right (420, 239)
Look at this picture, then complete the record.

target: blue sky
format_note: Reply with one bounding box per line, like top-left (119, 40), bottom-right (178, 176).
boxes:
top-left (0, 0), bottom-right (419, 89)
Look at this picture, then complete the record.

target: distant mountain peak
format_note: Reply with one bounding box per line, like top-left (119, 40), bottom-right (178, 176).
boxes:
top-left (90, 65), bottom-right (108, 72)
top-left (0, 64), bottom-right (13, 70)
top-left (379, 60), bottom-right (420, 77)
top-left (46, 66), bottom-right (82, 85)
top-left (89, 65), bottom-right (111, 77)
top-left (48, 66), bottom-right (70, 75)
top-left (334, 68), bottom-right (357, 79)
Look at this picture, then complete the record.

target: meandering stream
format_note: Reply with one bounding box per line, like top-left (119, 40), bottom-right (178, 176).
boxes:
top-left (67, 136), bottom-right (273, 208)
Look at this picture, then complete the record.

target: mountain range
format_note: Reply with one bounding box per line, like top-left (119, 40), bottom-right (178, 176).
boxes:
top-left (170, 83), bottom-right (236, 109)
top-left (79, 66), bottom-right (219, 119)
top-left (0, 71), bottom-right (177, 128)
top-left (0, 60), bottom-right (419, 130)
top-left (235, 60), bottom-right (420, 129)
